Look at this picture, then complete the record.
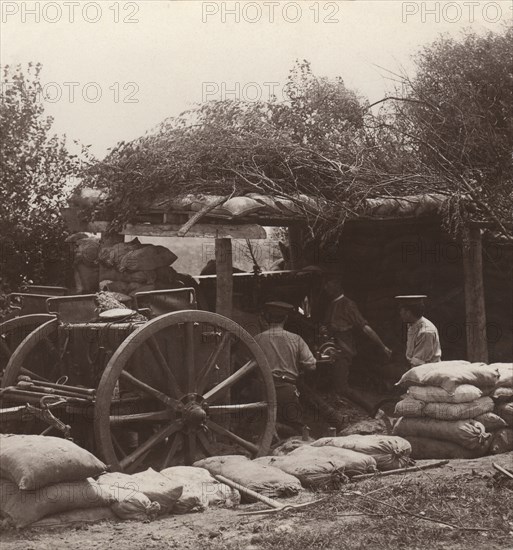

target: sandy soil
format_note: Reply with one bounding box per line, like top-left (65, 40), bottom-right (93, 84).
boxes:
top-left (2, 453), bottom-right (512, 550)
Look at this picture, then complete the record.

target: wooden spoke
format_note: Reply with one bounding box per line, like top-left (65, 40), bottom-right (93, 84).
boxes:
top-left (109, 410), bottom-right (172, 425)
top-left (203, 360), bottom-right (256, 403)
top-left (206, 419), bottom-right (259, 455)
top-left (197, 429), bottom-right (214, 457)
top-left (208, 401), bottom-right (268, 413)
top-left (119, 371), bottom-right (180, 410)
top-left (161, 432), bottom-right (183, 470)
top-left (119, 419), bottom-right (183, 470)
top-left (111, 433), bottom-right (127, 458)
top-left (184, 322), bottom-right (195, 393)
top-left (124, 449), bottom-right (151, 474)
top-left (196, 331), bottom-right (232, 394)
top-left (146, 336), bottom-right (184, 398)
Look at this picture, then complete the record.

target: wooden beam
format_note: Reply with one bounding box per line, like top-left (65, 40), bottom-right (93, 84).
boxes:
top-left (462, 226), bottom-right (488, 362)
top-left (215, 238), bottom-right (233, 319)
top-left (288, 225), bottom-right (304, 270)
top-left (88, 222), bottom-right (266, 239)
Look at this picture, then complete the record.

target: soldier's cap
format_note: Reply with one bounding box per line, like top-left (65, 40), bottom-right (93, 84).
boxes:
top-left (394, 295), bottom-right (427, 305)
top-left (262, 301), bottom-right (295, 314)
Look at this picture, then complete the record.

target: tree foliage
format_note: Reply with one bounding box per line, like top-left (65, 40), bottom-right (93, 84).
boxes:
top-left (0, 63), bottom-right (84, 290)
top-left (86, 29), bottom-right (512, 240)
top-left (382, 26), bottom-right (513, 237)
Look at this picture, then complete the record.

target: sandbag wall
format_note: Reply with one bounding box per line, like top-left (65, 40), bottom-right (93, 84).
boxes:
top-left (392, 361), bottom-right (513, 459)
top-left (67, 234), bottom-right (178, 296)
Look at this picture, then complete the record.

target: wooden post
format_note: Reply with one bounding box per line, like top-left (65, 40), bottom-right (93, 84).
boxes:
top-left (462, 226), bottom-right (488, 362)
top-left (215, 238), bottom-right (233, 318)
top-left (288, 225), bottom-right (303, 270)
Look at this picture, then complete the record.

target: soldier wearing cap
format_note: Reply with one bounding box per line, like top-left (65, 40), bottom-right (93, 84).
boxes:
top-left (395, 295), bottom-right (441, 367)
top-left (254, 301), bottom-right (317, 433)
top-left (323, 278), bottom-right (392, 395)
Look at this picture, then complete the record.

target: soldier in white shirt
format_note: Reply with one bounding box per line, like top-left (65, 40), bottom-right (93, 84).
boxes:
top-left (396, 295), bottom-right (442, 367)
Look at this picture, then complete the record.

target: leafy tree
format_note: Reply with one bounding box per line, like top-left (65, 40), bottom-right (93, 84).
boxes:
top-left (379, 26), bottom-right (513, 238)
top-left (0, 63), bottom-right (84, 291)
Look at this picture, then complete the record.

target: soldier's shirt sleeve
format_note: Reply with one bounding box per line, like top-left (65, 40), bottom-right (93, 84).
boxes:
top-left (297, 337), bottom-right (317, 371)
top-left (410, 330), bottom-right (438, 366)
top-left (347, 300), bottom-right (368, 329)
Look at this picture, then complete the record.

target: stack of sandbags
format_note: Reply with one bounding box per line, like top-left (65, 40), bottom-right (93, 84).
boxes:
top-left (256, 446), bottom-right (377, 488)
top-left (160, 466), bottom-right (240, 513)
top-left (489, 363), bottom-right (513, 454)
top-left (193, 455), bottom-right (302, 501)
top-left (0, 435), bottom-right (109, 528)
top-left (98, 239), bottom-right (177, 296)
top-left (392, 361), bottom-right (501, 459)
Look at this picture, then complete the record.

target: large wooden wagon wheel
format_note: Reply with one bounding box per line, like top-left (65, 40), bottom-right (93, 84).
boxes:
top-left (1, 317), bottom-right (60, 387)
top-left (95, 310), bottom-right (276, 472)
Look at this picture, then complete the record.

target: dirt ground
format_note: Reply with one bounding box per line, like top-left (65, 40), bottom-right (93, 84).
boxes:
top-left (2, 453), bottom-right (512, 550)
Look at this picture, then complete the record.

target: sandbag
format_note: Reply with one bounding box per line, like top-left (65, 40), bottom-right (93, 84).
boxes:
top-left (491, 363), bottom-right (513, 389)
top-left (0, 434), bottom-right (106, 490)
top-left (0, 479), bottom-right (114, 528)
top-left (257, 446), bottom-right (377, 487)
top-left (396, 361), bottom-right (500, 393)
top-left (406, 437), bottom-right (489, 460)
top-left (338, 419), bottom-right (387, 436)
top-left (474, 412), bottom-right (508, 431)
top-left (271, 437), bottom-right (313, 456)
top-left (492, 387), bottom-right (513, 400)
top-left (489, 428), bottom-right (513, 454)
top-left (96, 468), bottom-right (182, 514)
top-left (394, 396), bottom-right (425, 417)
top-left (74, 237), bottom-right (100, 266)
top-left (110, 491), bottom-right (160, 521)
top-left (99, 265), bottom-right (157, 285)
top-left (192, 456), bottom-right (302, 502)
top-left (422, 396), bottom-right (494, 421)
top-left (311, 435), bottom-right (412, 471)
top-left (392, 417), bottom-right (490, 449)
top-left (497, 402), bottom-right (513, 427)
top-left (160, 466), bottom-right (240, 513)
top-left (98, 240), bottom-right (141, 268)
top-left (30, 507), bottom-right (115, 529)
top-left (119, 245), bottom-right (177, 272)
top-left (407, 384), bottom-right (482, 404)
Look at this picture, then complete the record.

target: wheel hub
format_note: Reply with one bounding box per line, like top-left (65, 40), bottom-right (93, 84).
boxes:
top-left (181, 395), bottom-right (207, 429)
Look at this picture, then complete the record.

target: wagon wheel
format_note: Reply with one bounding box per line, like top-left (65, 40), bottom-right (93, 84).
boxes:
top-left (95, 310), bottom-right (276, 472)
top-left (0, 314), bottom-right (55, 381)
top-left (1, 318), bottom-right (61, 389)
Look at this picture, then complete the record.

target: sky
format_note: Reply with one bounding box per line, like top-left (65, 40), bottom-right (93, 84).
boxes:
top-left (2, 0), bottom-right (511, 159)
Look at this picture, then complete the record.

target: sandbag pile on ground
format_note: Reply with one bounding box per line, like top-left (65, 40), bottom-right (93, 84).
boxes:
top-left (160, 466), bottom-right (240, 513)
top-left (392, 361), bottom-right (503, 459)
top-left (95, 468), bottom-right (183, 517)
top-left (311, 435), bottom-right (413, 471)
top-left (0, 434), bottom-right (108, 528)
top-left (193, 455), bottom-right (302, 501)
top-left (489, 363), bottom-right (513, 454)
top-left (256, 446), bottom-right (377, 488)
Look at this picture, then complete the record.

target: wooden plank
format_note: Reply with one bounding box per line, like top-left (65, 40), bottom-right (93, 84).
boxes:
top-left (462, 226), bottom-right (488, 362)
top-left (89, 222), bottom-right (267, 239)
